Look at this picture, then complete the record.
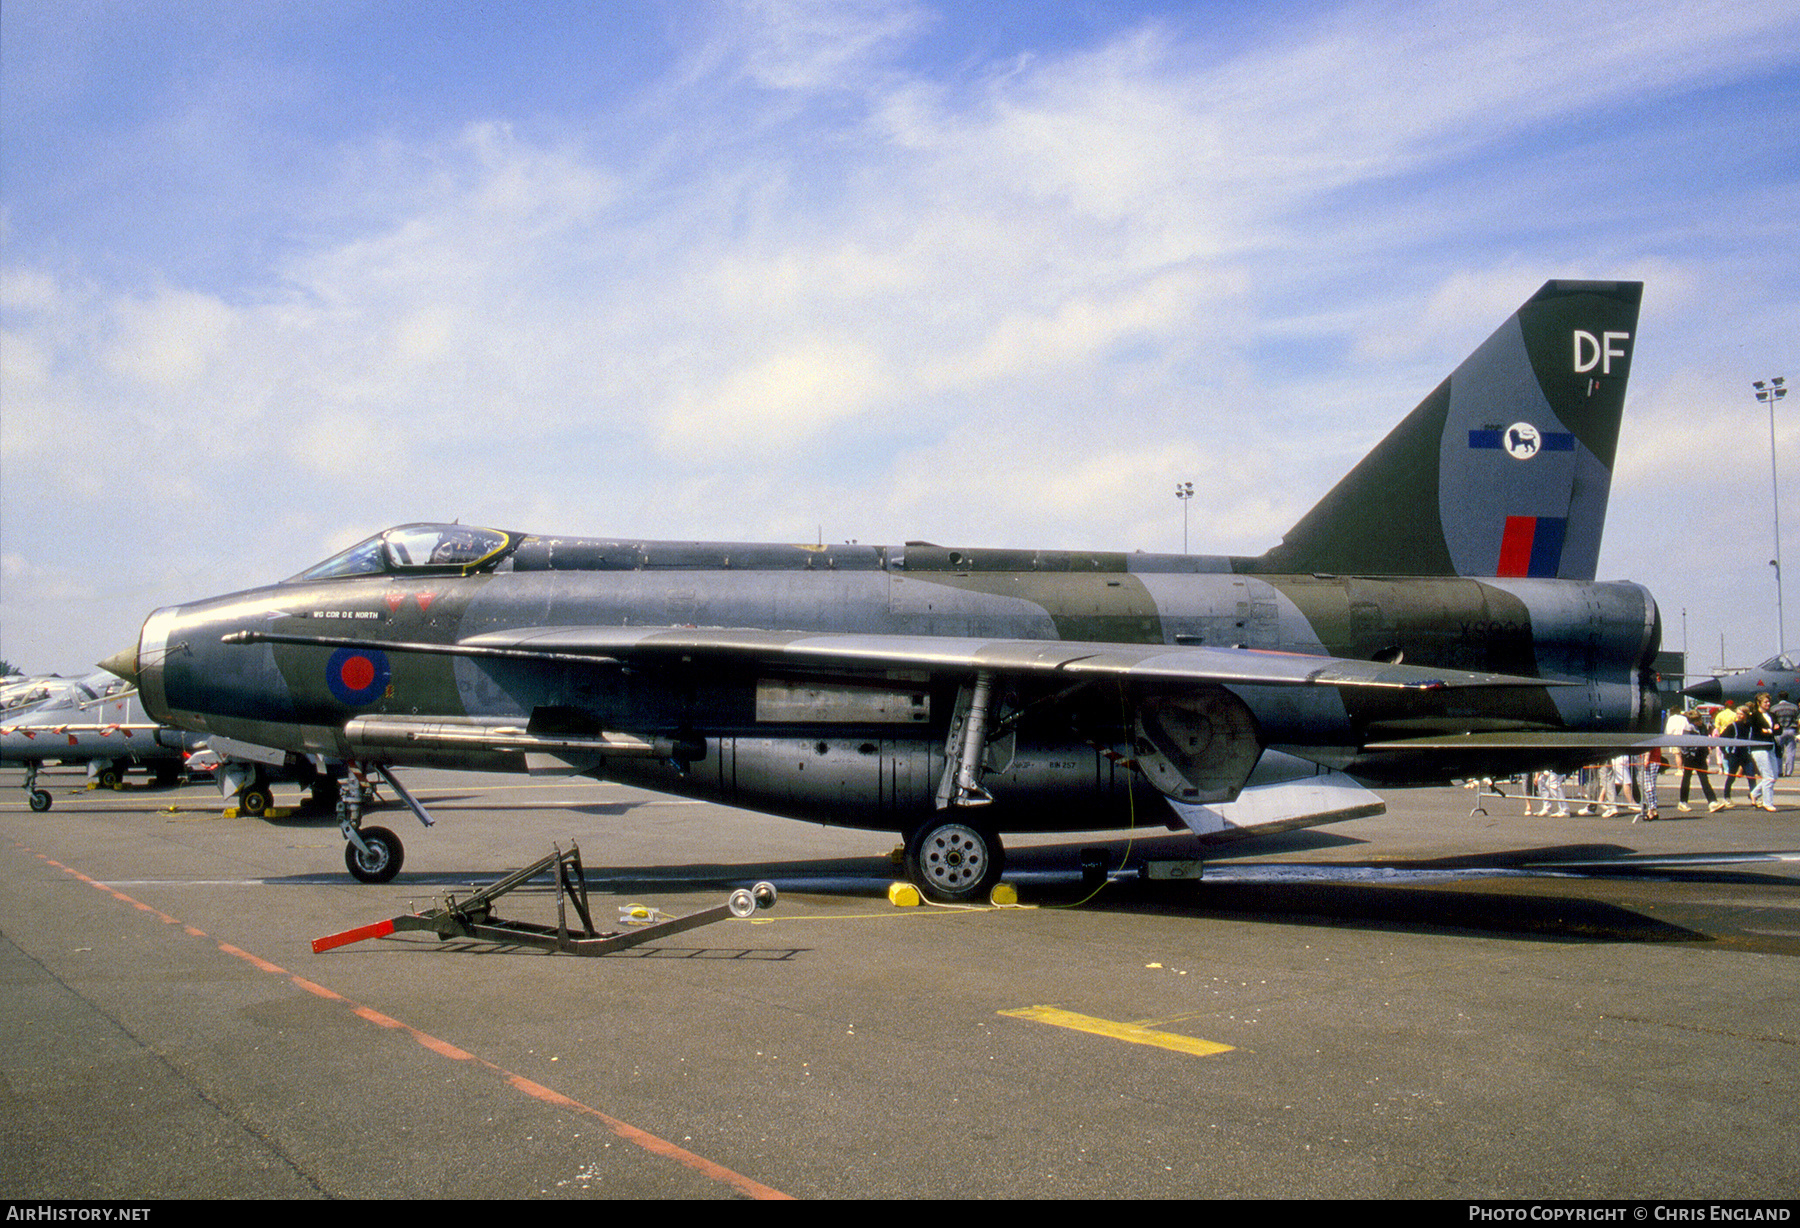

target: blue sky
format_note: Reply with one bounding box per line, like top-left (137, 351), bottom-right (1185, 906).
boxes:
top-left (3, 0), bottom-right (1798, 680)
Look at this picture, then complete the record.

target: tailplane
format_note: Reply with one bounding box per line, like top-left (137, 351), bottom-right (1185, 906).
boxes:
top-left (1244, 280), bottom-right (1642, 580)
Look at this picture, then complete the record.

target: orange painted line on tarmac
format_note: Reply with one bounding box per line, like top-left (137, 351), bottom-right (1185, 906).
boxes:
top-left (13, 840), bottom-right (794, 1201)
top-left (409, 1032), bottom-right (477, 1062)
top-left (214, 941), bottom-right (287, 975)
top-left (502, 1073), bottom-right (791, 1200)
top-left (34, 852), bottom-right (182, 923)
top-left (286, 975), bottom-right (345, 1002)
top-left (353, 1004), bottom-right (405, 1029)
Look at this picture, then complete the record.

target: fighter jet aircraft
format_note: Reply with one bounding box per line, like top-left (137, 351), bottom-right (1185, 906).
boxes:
top-left (2, 673), bottom-right (77, 713)
top-left (1, 670), bottom-right (198, 810)
top-left (1683, 655), bottom-right (1800, 707)
top-left (109, 280), bottom-right (1672, 899)
top-left (0, 669), bottom-right (333, 815)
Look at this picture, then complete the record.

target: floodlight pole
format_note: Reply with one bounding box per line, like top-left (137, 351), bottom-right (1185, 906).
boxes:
top-left (1175, 482), bottom-right (1194, 554)
top-left (1755, 377), bottom-right (1788, 656)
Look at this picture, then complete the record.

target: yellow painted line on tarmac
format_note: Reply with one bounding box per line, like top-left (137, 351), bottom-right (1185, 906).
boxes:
top-left (998, 1005), bottom-right (1234, 1057)
top-left (748, 902), bottom-right (1034, 924)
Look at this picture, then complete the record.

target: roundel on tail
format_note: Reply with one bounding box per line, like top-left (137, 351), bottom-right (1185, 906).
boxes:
top-left (1502, 423), bottom-right (1541, 459)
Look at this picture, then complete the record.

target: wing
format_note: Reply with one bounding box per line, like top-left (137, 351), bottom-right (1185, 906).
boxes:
top-left (1362, 732), bottom-right (1754, 751)
top-left (231, 624), bottom-right (1561, 692)
top-left (226, 625), bottom-right (1573, 805)
top-left (0, 722), bottom-right (166, 734)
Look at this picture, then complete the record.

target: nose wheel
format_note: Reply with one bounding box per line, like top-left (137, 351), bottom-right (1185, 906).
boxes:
top-left (344, 825), bottom-right (404, 884)
top-left (20, 765), bottom-right (53, 811)
top-left (337, 768), bottom-right (406, 884)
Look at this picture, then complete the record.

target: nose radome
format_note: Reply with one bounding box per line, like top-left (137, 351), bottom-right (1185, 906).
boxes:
top-left (99, 646), bottom-right (140, 688)
top-left (1681, 678), bottom-right (1722, 704)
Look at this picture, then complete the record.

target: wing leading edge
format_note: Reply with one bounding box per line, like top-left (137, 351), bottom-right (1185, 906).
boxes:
top-left (231, 624), bottom-right (1562, 693)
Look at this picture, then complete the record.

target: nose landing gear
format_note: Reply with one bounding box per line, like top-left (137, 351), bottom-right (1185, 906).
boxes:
top-left (337, 769), bottom-right (406, 883)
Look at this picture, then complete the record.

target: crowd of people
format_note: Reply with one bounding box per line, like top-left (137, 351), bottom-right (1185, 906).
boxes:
top-left (1519, 691), bottom-right (1797, 821)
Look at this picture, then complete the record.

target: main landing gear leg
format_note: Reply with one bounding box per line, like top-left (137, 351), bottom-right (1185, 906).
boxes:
top-left (914, 671), bottom-right (1009, 902)
top-left (936, 670), bottom-right (998, 809)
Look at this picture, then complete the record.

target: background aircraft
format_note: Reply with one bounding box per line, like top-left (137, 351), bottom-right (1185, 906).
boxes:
top-left (4, 672), bottom-right (92, 714)
top-left (2, 669), bottom-right (335, 815)
top-left (1683, 655), bottom-right (1800, 706)
top-left (1, 670), bottom-right (198, 810)
top-left (110, 281), bottom-right (1676, 899)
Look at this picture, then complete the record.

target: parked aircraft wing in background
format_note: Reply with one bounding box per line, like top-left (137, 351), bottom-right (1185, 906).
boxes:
top-left (0, 671), bottom-right (197, 810)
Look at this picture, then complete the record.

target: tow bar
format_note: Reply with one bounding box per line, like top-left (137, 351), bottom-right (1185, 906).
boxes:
top-left (311, 842), bottom-right (778, 956)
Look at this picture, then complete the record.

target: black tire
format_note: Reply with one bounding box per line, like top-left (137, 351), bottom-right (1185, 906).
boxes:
top-left (238, 788), bottom-right (271, 817)
top-left (904, 819), bottom-right (1004, 903)
top-left (344, 826), bottom-right (403, 884)
top-left (28, 790), bottom-right (52, 812)
top-left (152, 761), bottom-right (182, 788)
top-left (96, 766), bottom-right (124, 789)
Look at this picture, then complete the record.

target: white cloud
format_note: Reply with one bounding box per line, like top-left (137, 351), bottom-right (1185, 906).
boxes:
top-left (658, 337), bottom-right (893, 457)
top-left (105, 288), bottom-right (238, 387)
top-left (726, 0), bottom-right (932, 92)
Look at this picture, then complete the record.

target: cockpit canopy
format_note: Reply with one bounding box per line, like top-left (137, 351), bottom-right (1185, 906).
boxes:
top-left (0, 669), bottom-right (129, 714)
top-left (291, 524), bottom-right (517, 582)
top-left (1758, 654), bottom-right (1799, 672)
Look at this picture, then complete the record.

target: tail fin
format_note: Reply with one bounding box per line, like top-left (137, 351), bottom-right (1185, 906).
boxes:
top-left (1244, 280), bottom-right (1642, 581)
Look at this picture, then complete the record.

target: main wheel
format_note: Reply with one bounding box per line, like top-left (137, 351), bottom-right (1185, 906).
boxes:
top-left (905, 819), bottom-right (1004, 903)
top-left (96, 765), bottom-right (124, 789)
top-left (344, 825), bottom-right (403, 884)
top-left (238, 787), bottom-right (271, 816)
top-left (28, 790), bottom-right (52, 812)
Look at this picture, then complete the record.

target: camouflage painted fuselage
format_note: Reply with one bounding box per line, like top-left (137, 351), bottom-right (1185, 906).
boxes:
top-left (136, 535), bottom-right (1659, 834)
top-left (128, 280), bottom-right (1659, 844)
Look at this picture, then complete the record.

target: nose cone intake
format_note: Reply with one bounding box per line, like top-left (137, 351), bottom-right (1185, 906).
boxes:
top-left (99, 646), bottom-right (140, 689)
top-left (1681, 677), bottom-right (1723, 703)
